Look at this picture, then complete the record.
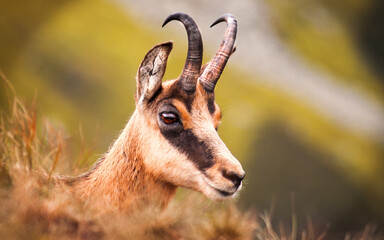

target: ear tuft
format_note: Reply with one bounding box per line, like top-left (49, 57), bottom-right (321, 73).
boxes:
top-left (136, 42), bottom-right (173, 104)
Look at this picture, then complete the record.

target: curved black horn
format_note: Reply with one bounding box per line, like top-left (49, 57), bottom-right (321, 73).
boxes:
top-left (162, 12), bottom-right (203, 93)
top-left (199, 14), bottom-right (237, 92)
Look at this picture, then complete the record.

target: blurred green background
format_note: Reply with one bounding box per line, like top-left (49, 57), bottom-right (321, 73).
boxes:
top-left (1, 0), bottom-right (383, 235)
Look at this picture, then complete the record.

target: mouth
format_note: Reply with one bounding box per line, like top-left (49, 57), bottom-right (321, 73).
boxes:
top-left (203, 177), bottom-right (237, 198)
top-left (216, 188), bottom-right (235, 197)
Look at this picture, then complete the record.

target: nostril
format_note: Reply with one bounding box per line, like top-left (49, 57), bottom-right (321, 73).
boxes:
top-left (222, 170), bottom-right (245, 188)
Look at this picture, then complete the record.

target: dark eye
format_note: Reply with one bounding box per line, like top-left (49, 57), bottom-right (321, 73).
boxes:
top-left (161, 112), bottom-right (179, 124)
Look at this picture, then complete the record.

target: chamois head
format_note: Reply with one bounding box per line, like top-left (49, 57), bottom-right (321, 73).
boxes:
top-left (133, 12), bottom-right (245, 201)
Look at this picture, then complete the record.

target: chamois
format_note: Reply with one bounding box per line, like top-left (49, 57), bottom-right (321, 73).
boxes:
top-left (71, 13), bottom-right (245, 212)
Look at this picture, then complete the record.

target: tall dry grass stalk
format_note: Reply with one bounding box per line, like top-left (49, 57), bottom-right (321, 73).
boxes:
top-left (0, 69), bottom-right (66, 176)
top-left (0, 70), bottom-right (381, 240)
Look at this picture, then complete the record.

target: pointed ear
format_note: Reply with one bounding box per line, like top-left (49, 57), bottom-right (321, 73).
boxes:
top-left (136, 42), bottom-right (173, 104)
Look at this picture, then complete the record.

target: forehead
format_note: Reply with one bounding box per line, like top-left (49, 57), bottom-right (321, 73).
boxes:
top-left (153, 79), bottom-right (217, 114)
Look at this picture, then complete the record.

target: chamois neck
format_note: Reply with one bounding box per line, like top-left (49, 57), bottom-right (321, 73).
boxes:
top-left (74, 112), bottom-right (177, 212)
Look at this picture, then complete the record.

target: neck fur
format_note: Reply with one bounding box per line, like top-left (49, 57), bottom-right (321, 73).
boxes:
top-left (73, 111), bottom-right (177, 212)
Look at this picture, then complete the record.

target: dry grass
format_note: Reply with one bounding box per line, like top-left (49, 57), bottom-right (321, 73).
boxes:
top-left (0, 71), bottom-right (382, 240)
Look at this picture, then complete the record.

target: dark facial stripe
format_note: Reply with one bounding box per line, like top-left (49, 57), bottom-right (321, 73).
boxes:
top-left (147, 86), bottom-right (163, 104)
top-left (176, 80), bottom-right (195, 112)
top-left (207, 97), bottom-right (216, 115)
top-left (160, 128), bottom-right (214, 170)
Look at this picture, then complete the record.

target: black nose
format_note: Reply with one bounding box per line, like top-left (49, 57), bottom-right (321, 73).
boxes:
top-left (222, 170), bottom-right (245, 189)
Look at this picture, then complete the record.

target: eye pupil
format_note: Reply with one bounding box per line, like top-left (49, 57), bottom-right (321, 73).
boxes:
top-left (161, 112), bottom-right (178, 124)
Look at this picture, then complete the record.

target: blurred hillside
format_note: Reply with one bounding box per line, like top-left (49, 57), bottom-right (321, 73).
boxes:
top-left (0, 0), bottom-right (383, 236)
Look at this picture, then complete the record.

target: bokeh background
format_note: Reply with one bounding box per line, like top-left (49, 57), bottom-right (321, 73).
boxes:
top-left (1, 0), bottom-right (383, 236)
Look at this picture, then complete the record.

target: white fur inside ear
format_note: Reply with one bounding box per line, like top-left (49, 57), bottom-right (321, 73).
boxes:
top-left (147, 55), bottom-right (163, 93)
top-left (138, 55), bottom-right (164, 105)
top-left (137, 42), bottom-right (172, 106)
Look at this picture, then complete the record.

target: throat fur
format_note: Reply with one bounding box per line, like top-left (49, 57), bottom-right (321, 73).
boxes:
top-left (72, 118), bottom-right (177, 213)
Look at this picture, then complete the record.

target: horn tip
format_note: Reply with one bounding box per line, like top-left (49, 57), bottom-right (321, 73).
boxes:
top-left (210, 14), bottom-right (236, 28)
top-left (162, 16), bottom-right (173, 27)
top-left (162, 12), bottom-right (188, 27)
top-left (210, 18), bottom-right (224, 28)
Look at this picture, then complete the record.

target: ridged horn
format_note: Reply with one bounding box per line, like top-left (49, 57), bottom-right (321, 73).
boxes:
top-left (199, 14), bottom-right (237, 92)
top-left (162, 12), bottom-right (203, 93)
